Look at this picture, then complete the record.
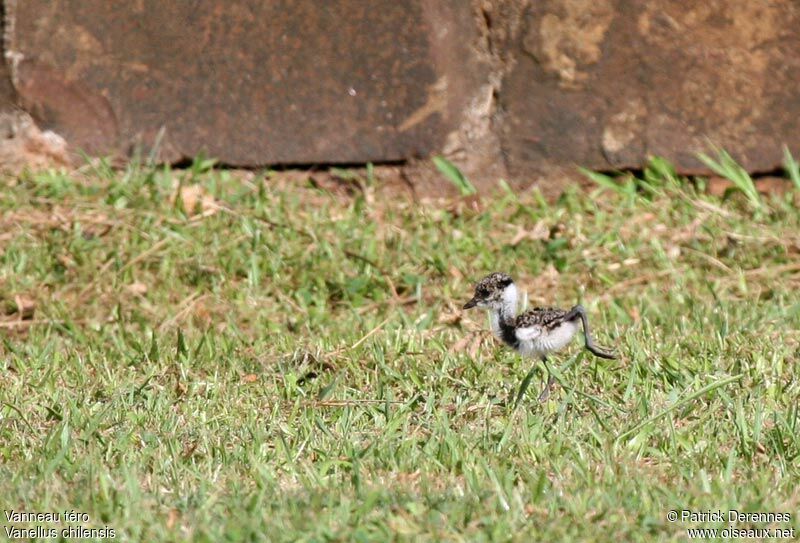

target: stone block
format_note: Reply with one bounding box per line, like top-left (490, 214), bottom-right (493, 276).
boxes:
top-left (8, 0), bottom-right (486, 165)
top-left (500, 0), bottom-right (800, 176)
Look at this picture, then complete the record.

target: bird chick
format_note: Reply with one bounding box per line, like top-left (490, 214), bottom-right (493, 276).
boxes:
top-left (463, 272), bottom-right (616, 401)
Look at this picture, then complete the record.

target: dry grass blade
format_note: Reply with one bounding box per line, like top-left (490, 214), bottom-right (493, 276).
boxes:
top-left (349, 317), bottom-right (392, 351)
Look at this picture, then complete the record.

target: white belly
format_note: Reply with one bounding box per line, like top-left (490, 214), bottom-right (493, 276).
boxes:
top-left (519, 321), bottom-right (579, 357)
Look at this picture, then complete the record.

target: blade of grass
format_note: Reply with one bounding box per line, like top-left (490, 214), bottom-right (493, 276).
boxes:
top-left (578, 167), bottom-right (636, 197)
top-left (697, 148), bottom-right (762, 210)
top-left (783, 145), bottom-right (800, 190)
top-left (433, 156), bottom-right (476, 196)
top-left (616, 374), bottom-right (743, 444)
top-left (513, 366), bottom-right (538, 409)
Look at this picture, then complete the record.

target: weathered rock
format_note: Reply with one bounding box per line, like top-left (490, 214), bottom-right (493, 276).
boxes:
top-left (0, 111), bottom-right (71, 173)
top-left (0, 3), bottom-right (70, 175)
top-left (0, 4), bottom-right (16, 110)
top-left (8, 0), bottom-right (487, 165)
top-left (501, 0), bottom-right (800, 177)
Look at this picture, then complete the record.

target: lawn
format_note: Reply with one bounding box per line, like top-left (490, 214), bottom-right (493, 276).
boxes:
top-left (1, 158), bottom-right (799, 541)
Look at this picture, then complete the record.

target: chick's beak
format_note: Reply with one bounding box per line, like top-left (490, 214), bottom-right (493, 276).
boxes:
top-left (462, 298), bottom-right (477, 310)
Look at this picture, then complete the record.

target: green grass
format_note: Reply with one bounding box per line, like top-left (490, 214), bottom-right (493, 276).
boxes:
top-left (433, 156), bottom-right (477, 197)
top-left (2, 159), bottom-right (800, 541)
top-left (697, 148), bottom-right (762, 212)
